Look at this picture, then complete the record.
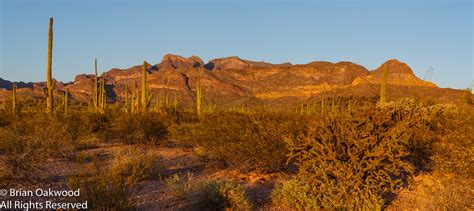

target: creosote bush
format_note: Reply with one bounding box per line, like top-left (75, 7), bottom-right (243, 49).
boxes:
top-left (0, 127), bottom-right (38, 186)
top-left (164, 172), bottom-right (194, 200)
top-left (68, 155), bottom-right (132, 210)
top-left (110, 112), bottom-right (168, 144)
top-left (69, 147), bottom-right (165, 209)
top-left (109, 146), bottom-right (165, 184)
top-left (188, 180), bottom-right (252, 210)
top-left (172, 111), bottom-right (308, 172)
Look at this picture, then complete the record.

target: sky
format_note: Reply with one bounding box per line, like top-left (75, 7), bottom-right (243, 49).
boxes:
top-left (0, 0), bottom-right (472, 89)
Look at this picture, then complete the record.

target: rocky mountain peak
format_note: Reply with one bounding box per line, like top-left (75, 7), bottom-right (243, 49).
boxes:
top-left (159, 54), bottom-right (204, 69)
top-left (374, 59), bottom-right (414, 75)
top-left (205, 56), bottom-right (250, 71)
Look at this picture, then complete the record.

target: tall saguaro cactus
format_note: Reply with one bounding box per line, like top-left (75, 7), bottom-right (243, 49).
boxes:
top-left (141, 61), bottom-right (147, 112)
top-left (132, 80), bottom-right (138, 114)
top-left (380, 66), bottom-right (388, 104)
top-left (93, 58), bottom-right (98, 109)
top-left (46, 17), bottom-right (54, 113)
top-left (196, 77), bottom-right (203, 117)
top-left (12, 82), bottom-right (17, 115)
top-left (99, 73), bottom-right (106, 112)
top-left (64, 88), bottom-right (69, 116)
top-left (124, 84), bottom-right (129, 112)
top-left (321, 96), bottom-right (325, 115)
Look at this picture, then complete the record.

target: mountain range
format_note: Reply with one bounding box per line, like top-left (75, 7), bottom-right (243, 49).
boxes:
top-left (0, 54), bottom-right (466, 107)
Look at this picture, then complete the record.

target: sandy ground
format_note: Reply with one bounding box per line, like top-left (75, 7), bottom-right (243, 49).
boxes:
top-left (3, 141), bottom-right (282, 209)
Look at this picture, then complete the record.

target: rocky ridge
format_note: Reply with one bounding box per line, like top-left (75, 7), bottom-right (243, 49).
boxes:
top-left (0, 55), bottom-right (465, 106)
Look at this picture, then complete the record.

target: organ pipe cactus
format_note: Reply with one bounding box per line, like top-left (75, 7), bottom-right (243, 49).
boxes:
top-left (46, 17), bottom-right (54, 113)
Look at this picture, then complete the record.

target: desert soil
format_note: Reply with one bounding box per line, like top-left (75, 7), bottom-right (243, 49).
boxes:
top-left (5, 141), bottom-right (282, 210)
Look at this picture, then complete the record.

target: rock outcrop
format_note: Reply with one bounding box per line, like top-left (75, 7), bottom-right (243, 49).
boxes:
top-left (158, 54), bottom-right (204, 70)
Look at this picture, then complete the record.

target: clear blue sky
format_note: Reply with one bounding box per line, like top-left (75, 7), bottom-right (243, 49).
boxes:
top-left (1, 0), bottom-right (472, 89)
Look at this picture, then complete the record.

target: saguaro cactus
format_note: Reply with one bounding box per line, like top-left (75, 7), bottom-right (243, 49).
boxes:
top-left (321, 96), bottom-right (325, 115)
top-left (331, 97), bottom-right (335, 113)
top-left (64, 88), bottom-right (69, 116)
top-left (380, 66), bottom-right (388, 104)
top-left (131, 80), bottom-right (138, 114)
top-left (97, 73), bottom-right (106, 113)
top-left (173, 95), bottom-right (178, 111)
top-left (12, 82), bottom-right (17, 115)
top-left (1, 98), bottom-right (5, 111)
top-left (46, 17), bottom-right (54, 113)
top-left (348, 99), bottom-right (352, 112)
top-left (141, 61), bottom-right (148, 112)
top-left (100, 74), bottom-right (106, 112)
top-left (196, 77), bottom-right (203, 117)
top-left (124, 84), bottom-right (129, 112)
top-left (93, 59), bottom-right (98, 109)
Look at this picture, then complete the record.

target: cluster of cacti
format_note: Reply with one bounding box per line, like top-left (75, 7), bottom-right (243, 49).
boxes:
top-left (196, 77), bottom-right (203, 117)
top-left (12, 82), bottom-right (17, 115)
top-left (124, 61), bottom-right (153, 114)
top-left (46, 17), bottom-right (54, 113)
top-left (155, 94), bottom-right (170, 110)
top-left (296, 96), bottom-right (357, 116)
top-left (380, 66), bottom-right (388, 104)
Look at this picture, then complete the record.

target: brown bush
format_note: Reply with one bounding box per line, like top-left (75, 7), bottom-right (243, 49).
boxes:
top-left (109, 112), bottom-right (168, 145)
top-left (172, 111), bottom-right (307, 172)
top-left (274, 100), bottom-right (433, 209)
